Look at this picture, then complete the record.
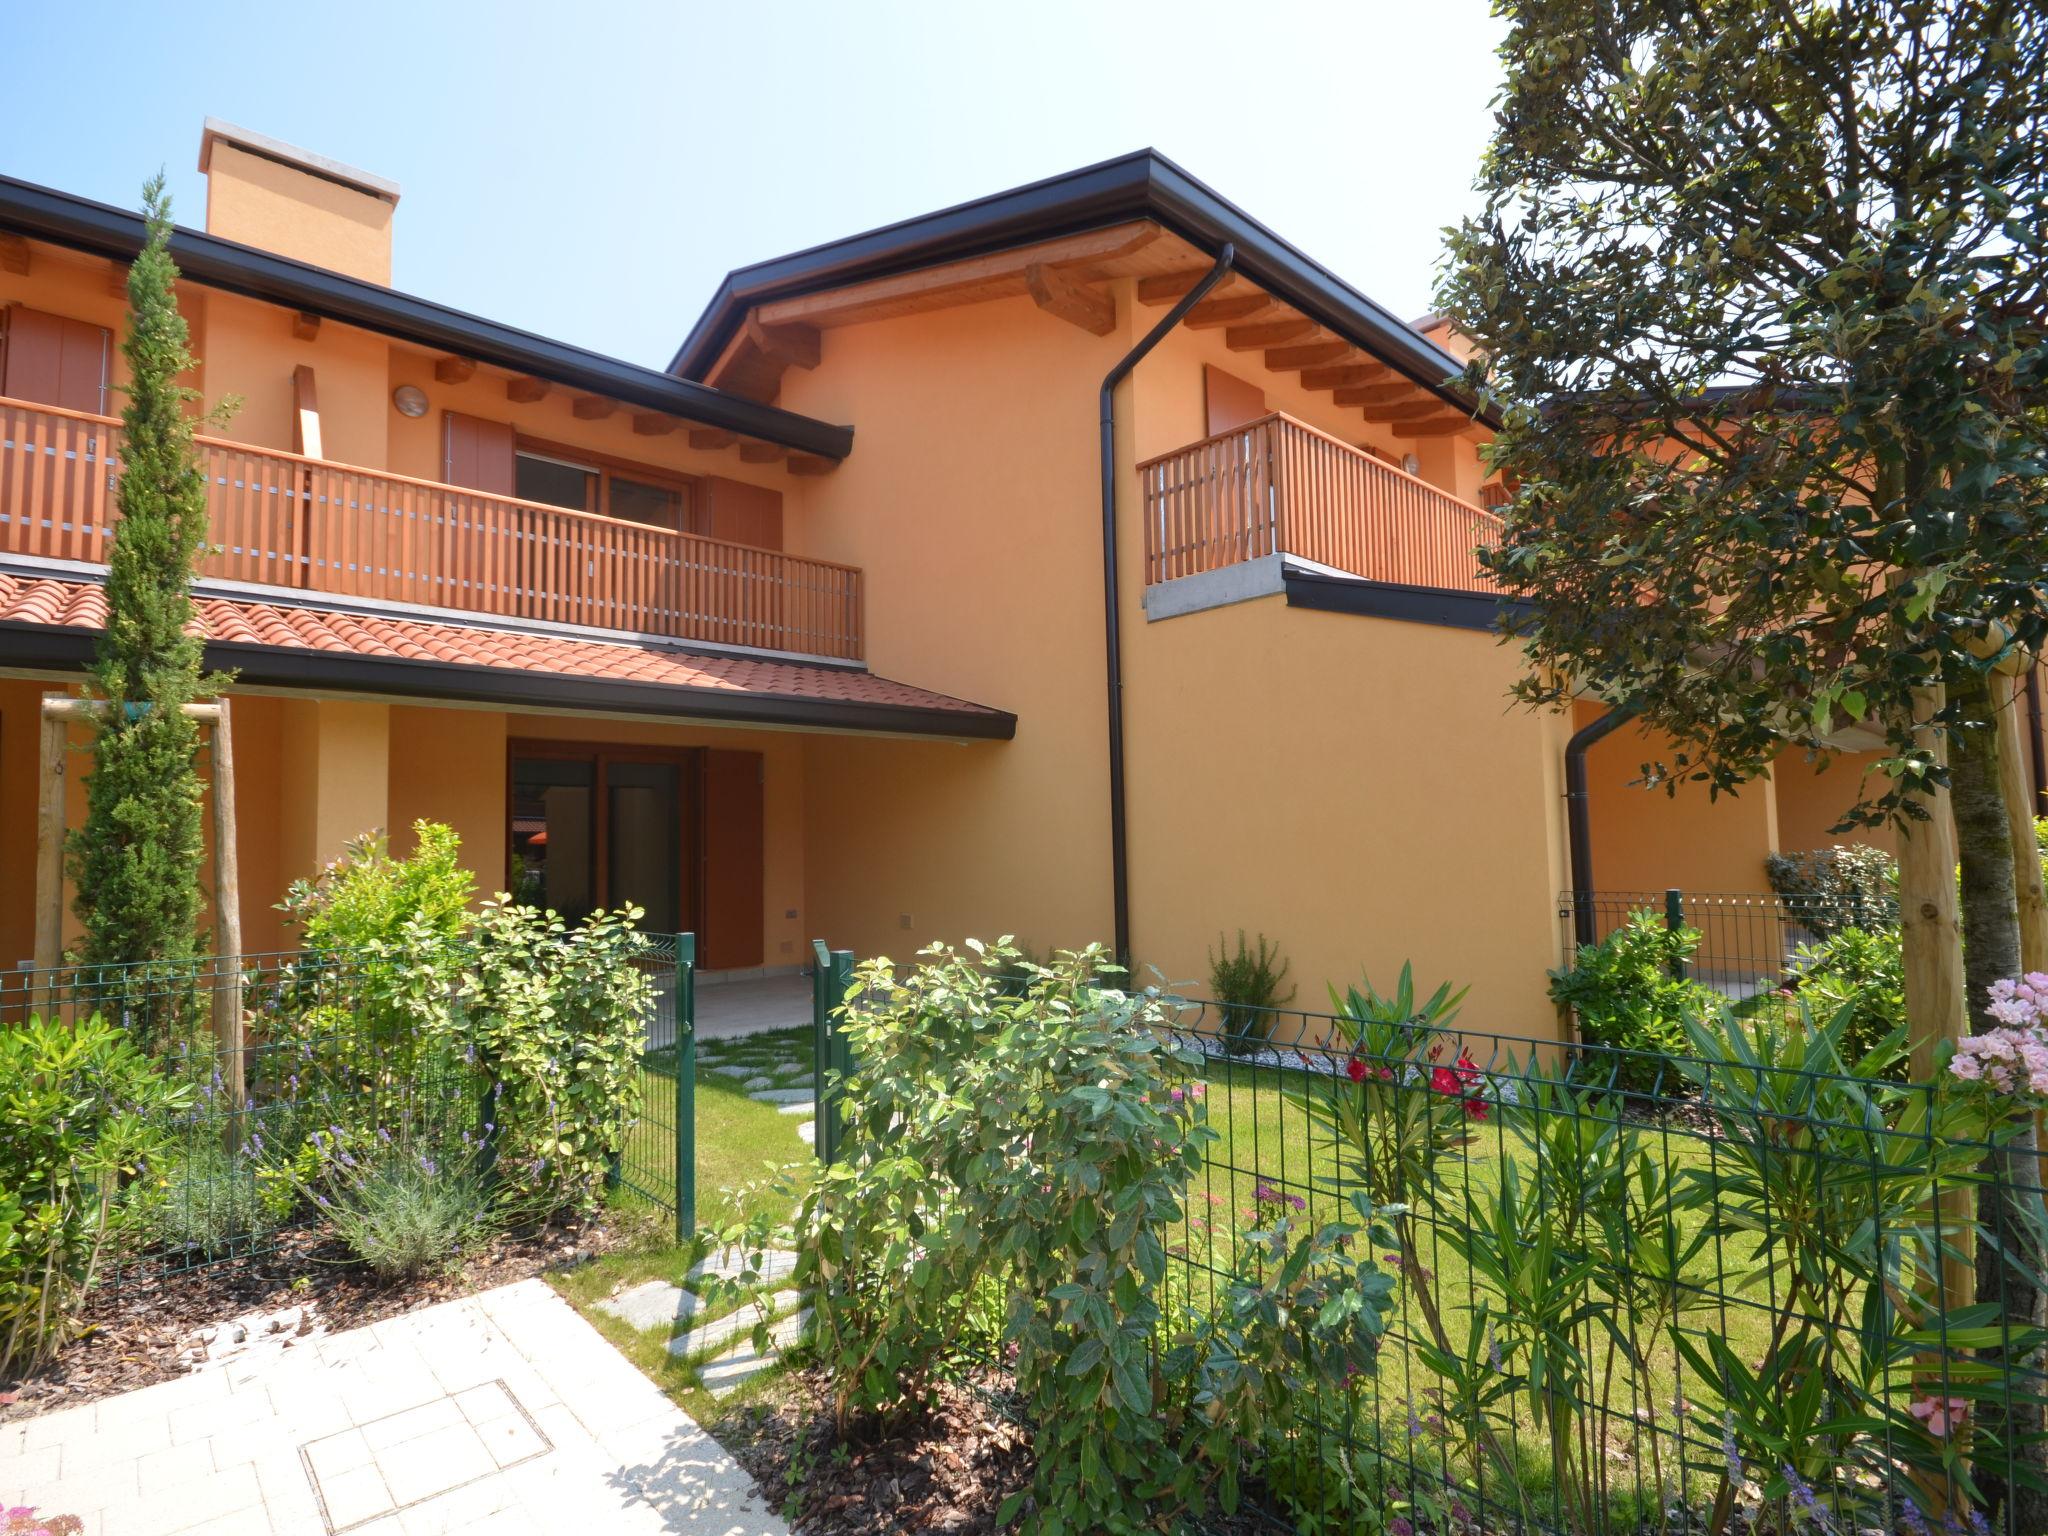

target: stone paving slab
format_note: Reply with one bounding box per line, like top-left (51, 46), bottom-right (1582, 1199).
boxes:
top-left (1, 1279), bottom-right (788, 1536)
top-left (774, 1101), bottom-right (815, 1116)
top-left (686, 1249), bottom-right (797, 1287)
top-left (700, 1312), bottom-right (813, 1399)
top-left (666, 1292), bottom-right (800, 1363)
top-left (594, 1281), bottom-right (703, 1332)
top-left (748, 1088), bottom-right (812, 1105)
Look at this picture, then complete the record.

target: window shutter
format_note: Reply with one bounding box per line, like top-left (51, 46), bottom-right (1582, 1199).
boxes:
top-left (441, 410), bottom-right (515, 494)
top-left (699, 475), bottom-right (783, 550)
top-left (700, 749), bottom-right (765, 969)
top-left (2, 305), bottom-right (110, 415)
top-left (1203, 364), bottom-right (1266, 437)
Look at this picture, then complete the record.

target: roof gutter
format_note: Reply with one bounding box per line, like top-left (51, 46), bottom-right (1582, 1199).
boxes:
top-left (1564, 704), bottom-right (1637, 947)
top-left (0, 174), bottom-right (853, 461)
top-left (670, 151), bottom-right (1488, 424)
top-left (1100, 243), bottom-right (1236, 966)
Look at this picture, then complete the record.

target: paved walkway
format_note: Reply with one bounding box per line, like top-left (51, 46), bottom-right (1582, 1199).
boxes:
top-left (3, 1280), bottom-right (789, 1536)
top-left (694, 973), bottom-right (811, 1042)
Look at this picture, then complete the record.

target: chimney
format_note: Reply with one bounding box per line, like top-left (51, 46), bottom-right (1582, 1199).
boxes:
top-left (197, 119), bottom-right (399, 284)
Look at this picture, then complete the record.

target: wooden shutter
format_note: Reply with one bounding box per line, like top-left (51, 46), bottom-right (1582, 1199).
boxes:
top-left (700, 748), bottom-right (764, 969)
top-left (2, 305), bottom-right (110, 415)
top-left (1203, 365), bottom-right (1266, 437)
top-left (699, 475), bottom-right (783, 550)
top-left (441, 410), bottom-right (515, 494)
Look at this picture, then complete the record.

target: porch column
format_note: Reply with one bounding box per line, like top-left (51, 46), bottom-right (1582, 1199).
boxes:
top-left (279, 698), bottom-right (390, 881)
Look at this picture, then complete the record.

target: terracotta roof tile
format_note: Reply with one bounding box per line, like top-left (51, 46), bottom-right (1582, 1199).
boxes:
top-left (0, 574), bottom-right (1003, 724)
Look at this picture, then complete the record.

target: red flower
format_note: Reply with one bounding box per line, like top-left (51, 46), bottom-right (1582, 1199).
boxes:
top-left (1377, 1065), bottom-right (1394, 1082)
top-left (1430, 1066), bottom-right (1462, 1095)
top-left (1464, 1096), bottom-right (1489, 1122)
top-left (1346, 1056), bottom-right (1368, 1083)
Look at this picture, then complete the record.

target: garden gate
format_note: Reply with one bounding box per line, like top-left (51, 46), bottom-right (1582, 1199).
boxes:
top-left (616, 931), bottom-right (697, 1239)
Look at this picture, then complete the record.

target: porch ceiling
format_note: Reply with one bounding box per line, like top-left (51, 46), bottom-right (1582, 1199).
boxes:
top-left (0, 572), bottom-right (1014, 740)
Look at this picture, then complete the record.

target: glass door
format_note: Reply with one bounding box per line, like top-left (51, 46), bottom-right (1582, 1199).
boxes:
top-left (606, 759), bottom-right (682, 934)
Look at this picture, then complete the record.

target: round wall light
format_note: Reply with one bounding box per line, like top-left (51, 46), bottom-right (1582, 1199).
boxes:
top-left (392, 384), bottom-right (429, 418)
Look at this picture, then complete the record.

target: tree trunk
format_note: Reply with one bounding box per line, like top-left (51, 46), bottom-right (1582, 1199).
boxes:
top-left (1952, 670), bottom-right (2048, 1535)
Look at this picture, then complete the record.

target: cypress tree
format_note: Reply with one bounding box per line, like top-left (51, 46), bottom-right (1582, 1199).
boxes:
top-left (67, 175), bottom-right (225, 983)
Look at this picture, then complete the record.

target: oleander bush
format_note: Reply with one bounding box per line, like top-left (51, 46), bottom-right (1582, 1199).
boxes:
top-left (0, 1014), bottom-right (191, 1374)
top-left (791, 939), bottom-right (1396, 1535)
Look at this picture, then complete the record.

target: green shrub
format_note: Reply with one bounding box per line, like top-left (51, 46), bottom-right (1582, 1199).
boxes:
top-left (792, 940), bottom-right (1394, 1534)
top-left (0, 1014), bottom-right (190, 1374)
top-left (1791, 924), bottom-right (1905, 1066)
top-left (312, 1141), bottom-right (495, 1280)
top-left (1763, 844), bottom-right (1899, 939)
top-left (1548, 911), bottom-right (1716, 1092)
top-left (1208, 930), bottom-right (1295, 1055)
top-left (278, 820), bottom-right (475, 949)
top-left (456, 899), bottom-right (655, 1214)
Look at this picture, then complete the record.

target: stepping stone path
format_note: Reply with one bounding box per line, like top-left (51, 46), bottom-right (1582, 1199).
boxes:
top-left (593, 1279), bottom-right (701, 1331)
top-left (776, 1100), bottom-right (814, 1116)
top-left (751, 1087), bottom-right (813, 1105)
top-left (698, 1030), bottom-right (817, 1144)
top-left (701, 1309), bottom-right (813, 1397)
top-left (689, 1247), bottom-right (799, 1286)
top-left (666, 1289), bottom-right (799, 1362)
top-left (743, 1075), bottom-right (775, 1091)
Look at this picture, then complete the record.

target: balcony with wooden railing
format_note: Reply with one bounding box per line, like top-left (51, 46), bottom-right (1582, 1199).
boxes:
top-left (0, 397), bottom-right (864, 661)
top-left (1139, 411), bottom-right (1503, 596)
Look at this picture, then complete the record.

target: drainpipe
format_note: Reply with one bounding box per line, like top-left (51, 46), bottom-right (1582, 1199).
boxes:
top-left (1565, 703), bottom-right (1636, 948)
top-left (1099, 244), bottom-right (1236, 967)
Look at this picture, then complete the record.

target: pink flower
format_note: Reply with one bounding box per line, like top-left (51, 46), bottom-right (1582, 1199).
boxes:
top-left (1909, 1396), bottom-right (1969, 1438)
top-left (1950, 1054), bottom-right (1983, 1082)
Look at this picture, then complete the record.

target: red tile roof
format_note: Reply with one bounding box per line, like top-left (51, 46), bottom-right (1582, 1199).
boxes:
top-left (0, 573), bottom-right (1010, 735)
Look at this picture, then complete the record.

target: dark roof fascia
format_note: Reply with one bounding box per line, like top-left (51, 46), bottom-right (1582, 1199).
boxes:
top-left (1281, 568), bottom-right (1532, 633)
top-left (669, 149), bottom-right (1492, 425)
top-left (0, 174), bottom-right (853, 461)
top-left (0, 621), bottom-right (1014, 741)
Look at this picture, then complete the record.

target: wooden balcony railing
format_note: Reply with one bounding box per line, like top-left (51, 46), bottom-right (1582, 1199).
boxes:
top-left (1138, 411), bottom-right (1503, 595)
top-left (0, 396), bottom-right (863, 660)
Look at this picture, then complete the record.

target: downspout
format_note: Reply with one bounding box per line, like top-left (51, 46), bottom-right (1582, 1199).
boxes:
top-left (1099, 243), bottom-right (1236, 966)
top-left (1565, 704), bottom-right (1636, 948)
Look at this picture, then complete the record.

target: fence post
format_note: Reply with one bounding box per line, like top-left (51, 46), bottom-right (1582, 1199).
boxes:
top-left (674, 932), bottom-right (696, 1243)
top-left (811, 940), bottom-right (854, 1166)
top-left (1664, 887), bottom-right (1687, 982)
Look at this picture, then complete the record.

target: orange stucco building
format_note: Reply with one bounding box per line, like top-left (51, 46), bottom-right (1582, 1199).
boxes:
top-left (3, 124), bottom-right (2030, 1033)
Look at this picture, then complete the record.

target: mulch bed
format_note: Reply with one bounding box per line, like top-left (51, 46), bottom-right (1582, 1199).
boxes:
top-left (718, 1367), bottom-right (1272, 1535)
top-left (0, 1210), bottom-right (633, 1424)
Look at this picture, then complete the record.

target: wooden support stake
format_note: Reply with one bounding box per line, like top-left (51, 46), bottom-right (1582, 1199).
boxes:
top-left (1994, 669), bottom-right (2048, 974)
top-left (33, 715), bottom-right (68, 1008)
top-left (210, 699), bottom-right (244, 1070)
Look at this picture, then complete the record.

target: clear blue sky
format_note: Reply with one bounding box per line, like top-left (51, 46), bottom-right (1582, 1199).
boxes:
top-left (3, 0), bottom-right (1506, 371)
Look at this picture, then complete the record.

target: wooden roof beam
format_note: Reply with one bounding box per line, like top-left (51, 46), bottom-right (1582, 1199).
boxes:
top-left (744, 315), bottom-right (821, 371)
top-left (291, 310), bottom-right (321, 341)
top-left (434, 355), bottom-right (477, 384)
top-left (1225, 318), bottom-right (1315, 351)
top-left (1392, 414), bottom-right (1478, 437)
top-left (631, 412), bottom-right (679, 436)
top-left (1025, 262), bottom-right (1116, 335)
top-left (1333, 382), bottom-right (1425, 407)
top-left (1361, 399), bottom-right (1451, 423)
top-left (739, 440), bottom-right (788, 464)
top-left (688, 428), bottom-right (737, 450)
top-left (571, 394), bottom-right (618, 420)
top-left (1265, 341), bottom-right (1353, 370)
top-left (756, 222), bottom-right (1161, 329)
top-left (0, 233), bottom-right (28, 275)
top-left (787, 453), bottom-right (837, 476)
top-left (506, 376), bottom-right (551, 404)
top-left (1300, 363), bottom-right (1390, 391)
top-left (1182, 294), bottom-right (1276, 329)
top-left (1136, 268), bottom-right (1245, 306)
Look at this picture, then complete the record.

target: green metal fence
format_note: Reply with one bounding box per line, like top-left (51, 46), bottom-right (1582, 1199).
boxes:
top-left (809, 954), bottom-right (2048, 1534)
top-left (8, 933), bottom-right (696, 1274)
